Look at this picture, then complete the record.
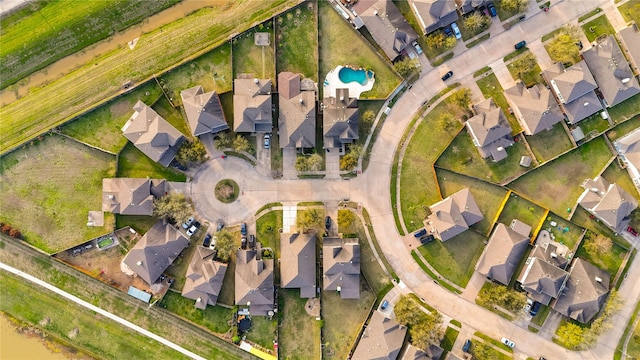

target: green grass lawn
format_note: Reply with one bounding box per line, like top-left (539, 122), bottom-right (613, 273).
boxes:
top-left (525, 122), bottom-right (574, 163)
top-left (275, 2), bottom-right (318, 81)
top-left (539, 213), bottom-right (584, 250)
top-left (440, 326), bottom-right (460, 351)
top-left (278, 289), bottom-right (321, 360)
top-left (602, 162), bottom-right (640, 200)
top-left (608, 117), bottom-right (640, 142)
top-left (541, 28), bottom-right (565, 42)
top-left (531, 304), bottom-right (552, 326)
top-left (579, 113), bottom-right (611, 136)
top-left (630, 319), bottom-right (640, 359)
top-left (496, 193), bottom-right (546, 232)
top-left (607, 94), bottom-right (640, 125)
top-left (0, 135), bottom-right (115, 253)
top-left (459, 14), bottom-right (491, 41)
top-left (152, 97), bottom-right (191, 138)
top-left (117, 142), bottom-right (186, 181)
top-left (436, 168), bottom-right (508, 235)
top-left (358, 100), bottom-right (385, 145)
top-left (233, 22), bottom-right (276, 82)
top-left (506, 52), bottom-right (544, 87)
top-left (581, 15), bottom-right (616, 42)
top-left (618, 1), bottom-right (640, 25)
top-left (570, 207), bottom-right (623, 246)
top-left (495, 0), bottom-right (527, 21)
top-left (508, 136), bottom-right (613, 216)
top-left (575, 231), bottom-right (627, 278)
top-left (256, 210), bottom-right (283, 285)
top-left (477, 73), bottom-right (522, 134)
top-left (418, 230), bottom-right (487, 287)
top-left (470, 338), bottom-right (513, 360)
top-left (578, 7), bottom-right (604, 22)
top-left (160, 290), bottom-right (232, 335)
top-left (318, 0), bottom-right (401, 99)
top-left (115, 215), bottom-right (158, 235)
top-left (245, 316), bottom-right (277, 351)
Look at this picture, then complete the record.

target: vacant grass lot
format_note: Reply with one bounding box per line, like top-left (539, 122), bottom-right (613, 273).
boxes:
top-left (525, 123), bottom-right (574, 163)
top-left (233, 23), bottom-right (276, 82)
top-left (0, 0), bottom-right (179, 89)
top-left (477, 73), bottom-right (521, 134)
top-left (618, 1), bottom-right (640, 25)
top-left (575, 232), bottom-right (627, 278)
top-left (581, 15), bottom-right (616, 42)
top-left (540, 213), bottom-right (584, 250)
top-left (608, 116), bottom-right (640, 141)
top-left (506, 51), bottom-right (544, 87)
top-left (0, 0), bottom-right (297, 153)
top-left (318, 0), bottom-right (401, 99)
top-left (0, 135), bottom-right (115, 253)
top-left (117, 142), bottom-right (186, 181)
top-left (278, 289), bottom-right (321, 360)
top-left (509, 137), bottom-right (613, 215)
top-left (275, 2), bottom-right (318, 80)
top-left (496, 193), bottom-right (546, 233)
top-left (160, 290), bottom-right (232, 335)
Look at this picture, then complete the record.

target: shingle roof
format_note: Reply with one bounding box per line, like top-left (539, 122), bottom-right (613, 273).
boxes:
top-left (544, 61), bottom-right (598, 104)
top-left (235, 247), bottom-right (274, 315)
top-left (532, 231), bottom-right (570, 269)
top-left (278, 72), bottom-right (316, 148)
top-left (102, 178), bottom-right (154, 215)
top-left (280, 233), bottom-right (317, 298)
top-left (323, 88), bottom-right (359, 148)
top-left (352, 311), bottom-right (407, 360)
top-left (578, 176), bottom-right (638, 232)
top-left (619, 26), bottom-right (640, 75)
top-left (180, 85), bottom-right (229, 136)
top-left (504, 82), bottom-right (564, 135)
top-left (402, 344), bottom-right (444, 360)
top-left (466, 98), bottom-right (513, 161)
top-left (552, 258), bottom-right (610, 323)
top-left (425, 188), bottom-right (483, 241)
top-left (561, 90), bottom-right (603, 124)
top-left (182, 246), bottom-right (227, 309)
top-left (476, 222), bottom-right (530, 285)
top-left (614, 128), bottom-right (640, 175)
top-left (410, 0), bottom-right (459, 34)
top-left (233, 78), bottom-right (273, 133)
top-left (323, 237), bottom-right (360, 299)
top-left (518, 256), bottom-right (569, 305)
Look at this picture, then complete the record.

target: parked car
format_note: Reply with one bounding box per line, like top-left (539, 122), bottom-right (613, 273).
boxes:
top-left (241, 222), bottom-right (247, 236)
top-left (186, 225), bottom-right (198, 237)
top-left (380, 300), bottom-right (389, 310)
top-left (182, 216), bottom-right (195, 229)
top-left (462, 339), bottom-right (472, 352)
top-left (443, 26), bottom-right (453, 37)
top-left (514, 40), bottom-right (527, 50)
top-left (325, 216), bottom-right (331, 230)
top-left (487, 3), bottom-right (497, 17)
top-left (420, 234), bottom-right (435, 244)
top-left (248, 235), bottom-right (256, 249)
top-left (241, 236), bottom-right (247, 250)
top-left (529, 301), bottom-right (542, 316)
top-left (501, 337), bottom-right (515, 348)
top-left (451, 22), bottom-right (462, 39)
top-left (264, 134), bottom-right (270, 149)
top-left (414, 228), bottom-right (427, 238)
top-left (216, 220), bottom-right (225, 232)
top-left (412, 40), bottom-right (423, 54)
top-left (627, 226), bottom-right (638, 237)
top-left (441, 71), bottom-right (454, 81)
top-left (203, 234), bottom-right (212, 247)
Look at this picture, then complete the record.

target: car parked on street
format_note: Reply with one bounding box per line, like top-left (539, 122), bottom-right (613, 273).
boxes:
top-left (514, 40), bottom-right (527, 50)
top-left (501, 337), bottom-right (515, 348)
top-left (451, 22), bottom-right (462, 39)
top-left (487, 3), bottom-right (497, 17)
top-left (441, 71), bottom-right (454, 81)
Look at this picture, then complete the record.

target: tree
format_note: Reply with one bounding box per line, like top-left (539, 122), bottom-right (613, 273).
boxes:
top-left (394, 295), bottom-right (422, 326)
top-left (153, 193), bottom-right (193, 225)
top-left (547, 26), bottom-right (581, 65)
top-left (340, 154), bottom-right (358, 171)
top-left (444, 36), bottom-right (457, 50)
top-left (361, 110), bottom-right (375, 124)
top-left (426, 32), bottom-right (446, 49)
top-left (471, 341), bottom-right (493, 360)
top-left (409, 312), bottom-right (444, 351)
top-left (176, 139), bottom-right (208, 166)
top-left (556, 321), bottom-right (585, 349)
top-left (463, 12), bottom-right (490, 32)
top-left (232, 135), bottom-right (250, 152)
top-left (215, 132), bottom-right (232, 149)
top-left (394, 58), bottom-right (418, 78)
top-left (214, 230), bottom-right (236, 262)
top-left (449, 88), bottom-right (472, 111)
top-left (510, 53), bottom-right (536, 80)
top-left (438, 113), bottom-right (457, 134)
top-left (348, 144), bottom-right (363, 158)
top-left (583, 234), bottom-right (612, 256)
top-left (295, 156), bottom-right (309, 171)
top-left (501, 0), bottom-right (529, 13)
top-left (307, 153), bottom-right (323, 171)
top-left (338, 210), bottom-right (356, 231)
top-left (297, 208), bottom-right (324, 233)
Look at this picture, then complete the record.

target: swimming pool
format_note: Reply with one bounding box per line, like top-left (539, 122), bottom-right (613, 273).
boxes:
top-left (338, 67), bottom-right (373, 86)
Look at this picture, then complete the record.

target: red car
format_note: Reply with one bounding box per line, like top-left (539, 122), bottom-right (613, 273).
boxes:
top-left (627, 227), bottom-right (638, 237)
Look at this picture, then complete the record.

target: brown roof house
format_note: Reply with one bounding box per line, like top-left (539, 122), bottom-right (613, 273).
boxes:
top-left (102, 178), bottom-right (166, 216)
top-left (180, 85), bottom-right (229, 137)
top-left (542, 61), bottom-right (603, 124)
top-left (122, 220), bottom-right (189, 285)
top-left (424, 188), bottom-right (483, 241)
top-left (466, 98), bottom-right (514, 162)
top-left (552, 258), bottom-right (610, 323)
top-left (182, 246), bottom-right (228, 309)
top-left (504, 82), bottom-right (565, 136)
top-left (323, 88), bottom-right (359, 149)
top-left (278, 72), bottom-right (316, 149)
top-left (352, 311), bottom-right (407, 360)
top-left (235, 246), bottom-right (274, 315)
top-left (122, 100), bottom-right (185, 166)
top-left (280, 232), bottom-right (317, 298)
top-left (409, 0), bottom-right (459, 34)
top-left (476, 220), bottom-right (531, 285)
top-left (582, 35), bottom-right (640, 107)
top-left (402, 344), bottom-right (444, 360)
top-left (352, 0), bottom-right (418, 61)
top-left (323, 237), bottom-right (360, 299)
top-left (577, 176), bottom-right (638, 232)
top-left (233, 78), bottom-right (273, 133)
top-left (613, 127), bottom-right (640, 191)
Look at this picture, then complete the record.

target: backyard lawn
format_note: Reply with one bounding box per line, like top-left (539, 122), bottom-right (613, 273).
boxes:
top-left (506, 51), bottom-right (544, 87)
top-left (275, 2), bottom-right (318, 80)
top-left (618, 1), bottom-right (640, 25)
top-left (525, 122), bottom-right (574, 163)
top-left (575, 231), bottom-right (627, 278)
top-left (508, 136), bottom-right (613, 216)
top-left (570, 207), bottom-right (624, 247)
top-left (115, 215), bottom-right (158, 235)
top-left (160, 290), bottom-right (232, 335)
top-left (579, 113), bottom-right (611, 137)
top-left (608, 116), bottom-right (640, 141)
top-left (496, 192), bottom-right (547, 233)
top-left (278, 289), bottom-right (321, 359)
top-left (233, 23), bottom-right (276, 82)
top-left (245, 316), bottom-right (278, 351)
top-left (607, 94), bottom-right (640, 125)
top-left (581, 15), bottom-right (616, 42)
top-left (602, 162), bottom-right (640, 200)
top-left (318, 0), bottom-right (401, 99)
top-left (539, 213), bottom-right (584, 251)
top-left (117, 142), bottom-right (186, 181)
top-left (0, 135), bottom-right (116, 253)
top-left (477, 73), bottom-right (521, 134)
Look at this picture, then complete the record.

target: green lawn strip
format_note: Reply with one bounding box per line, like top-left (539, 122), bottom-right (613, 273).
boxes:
top-left (503, 47), bottom-right (529, 62)
top-left (152, 96), bottom-right (192, 138)
top-left (506, 54), bottom-right (543, 87)
top-left (466, 34), bottom-right (491, 49)
top-left (362, 208), bottom-right (399, 281)
top-left (0, 134), bottom-right (116, 253)
top-left (495, 0), bottom-right (525, 21)
top-left (450, 319), bottom-right (462, 327)
top-left (115, 215), bottom-right (158, 235)
top-left (245, 316), bottom-right (277, 350)
top-left (275, 2), bottom-right (318, 80)
top-left (525, 122), bottom-right (574, 163)
top-left (579, 113), bottom-right (611, 136)
top-left (474, 66), bottom-right (492, 78)
top-left (217, 257), bottom-right (236, 307)
top-left (575, 232), bottom-right (627, 278)
top-left (608, 96), bottom-right (640, 127)
top-left (581, 15), bottom-right (616, 42)
top-left (298, 201), bottom-right (324, 206)
top-left (508, 136), bottom-right (613, 216)
top-left (531, 304), bottom-right (552, 326)
top-left (440, 327), bottom-right (460, 351)
top-left (318, 0), bottom-right (401, 99)
top-left (410, 250), bottom-right (462, 294)
top-left (233, 22), bottom-right (276, 82)
top-left (117, 142), bottom-right (186, 181)
top-left (0, 0), bottom-right (180, 89)
top-left (348, 211), bottom-right (393, 294)
top-left (615, 248), bottom-right (637, 290)
top-left (160, 290), bottom-right (232, 335)
top-left (470, 341), bottom-right (513, 360)
top-left (0, 271), bottom-right (190, 360)
top-left (539, 213), bottom-right (584, 250)
top-left (608, 117), bottom-right (640, 141)
top-left (528, 325), bottom-right (540, 333)
top-left (255, 202), bottom-right (283, 216)
top-left (436, 168), bottom-right (508, 235)
top-left (571, 207), bottom-right (630, 248)
top-left (496, 193), bottom-right (546, 231)
top-left (541, 28), bottom-right (564, 42)
top-left (625, 301), bottom-right (640, 359)
top-left (578, 7), bottom-right (603, 22)
top-left (358, 100), bottom-right (386, 146)
top-left (408, 293), bottom-right (437, 313)
top-left (477, 73), bottom-right (522, 134)
top-left (615, 300), bottom-right (640, 360)
top-left (618, 1), bottom-right (640, 25)
top-left (431, 52), bottom-right (454, 66)
top-left (603, 162), bottom-right (640, 200)
top-left (278, 289), bottom-right (321, 359)
top-left (473, 330), bottom-right (514, 353)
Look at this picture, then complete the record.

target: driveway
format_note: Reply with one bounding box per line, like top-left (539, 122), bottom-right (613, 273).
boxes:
top-left (325, 148), bottom-right (340, 179)
top-left (282, 147), bottom-right (297, 179)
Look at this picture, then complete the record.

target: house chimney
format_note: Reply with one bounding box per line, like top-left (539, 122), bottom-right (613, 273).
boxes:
top-left (254, 78), bottom-right (259, 84)
top-left (595, 276), bottom-right (603, 283)
top-left (551, 252), bottom-right (557, 258)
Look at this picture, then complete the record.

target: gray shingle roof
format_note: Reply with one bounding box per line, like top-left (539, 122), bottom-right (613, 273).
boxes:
top-left (323, 88), bottom-right (359, 148)
top-left (402, 344), bottom-right (444, 360)
top-left (233, 78), bottom-right (273, 133)
top-left (614, 128), bottom-right (640, 176)
top-left (561, 90), bottom-right (603, 124)
top-left (280, 233), bottom-right (317, 298)
top-left (544, 61), bottom-right (598, 104)
top-left (352, 311), bottom-right (407, 360)
top-left (578, 176), bottom-right (638, 232)
top-left (552, 258), bottom-right (610, 323)
top-left (466, 98), bottom-right (513, 161)
top-left (518, 256), bottom-right (569, 305)
top-left (235, 247), bottom-right (274, 315)
top-left (425, 188), bottom-right (483, 241)
top-left (102, 178), bottom-right (154, 215)
top-left (476, 222), bottom-right (530, 285)
top-left (410, 0), bottom-right (459, 34)
top-left (180, 85), bottom-right (229, 136)
top-left (619, 26), bottom-right (640, 75)
top-left (278, 72), bottom-right (316, 148)
top-left (323, 237), bottom-right (360, 299)
top-left (182, 246), bottom-right (227, 309)
top-left (505, 82), bottom-right (564, 135)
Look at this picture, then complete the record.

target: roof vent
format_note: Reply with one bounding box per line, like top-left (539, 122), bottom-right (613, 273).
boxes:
top-left (340, 95), bottom-right (344, 101)
top-left (254, 78), bottom-right (259, 84)
top-left (373, 10), bottom-right (378, 16)
top-left (299, 98), bottom-right (304, 104)
top-left (622, 78), bottom-right (630, 84)
top-left (137, 261), bottom-right (142, 266)
top-left (584, 102), bottom-right (589, 107)
top-left (551, 252), bottom-right (557, 258)
top-left (595, 276), bottom-right (603, 283)
top-left (108, 195), bottom-right (115, 200)
top-left (196, 297), bottom-right (201, 302)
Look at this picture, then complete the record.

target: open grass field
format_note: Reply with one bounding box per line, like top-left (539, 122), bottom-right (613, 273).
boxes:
top-left (0, 135), bottom-right (115, 253)
top-left (418, 230), bottom-right (487, 287)
top-left (540, 213), bottom-right (584, 250)
top-left (0, 0), bottom-right (179, 89)
top-left (152, 97), bottom-right (191, 138)
top-left (508, 136), bottom-right (613, 216)
top-left (117, 142), bottom-right (186, 181)
top-left (275, 2), bottom-right (318, 81)
top-left (619, 1), bottom-right (640, 25)
top-left (318, 0), bottom-right (401, 99)
top-left (233, 23), bottom-right (276, 82)
top-left (525, 123), bottom-right (574, 163)
top-left (278, 289), bottom-right (321, 360)
top-left (496, 193), bottom-right (546, 232)
top-left (581, 15), bottom-right (616, 42)
top-left (477, 73), bottom-right (521, 134)
top-left (0, 0), bottom-right (297, 153)
top-left (602, 162), bottom-right (640, 200)
top-left (608, 95), bottom-right (640, 125)
top-left (159, 290), bottom-right (232, 335)
top-left (506, 51), bottom-right (544, 87)
top-left (436, 168), bottom-right (508, 235)
top-left (575, 232), bottom-right (627, 277)
top-left (608, 116), bottom-right (640, 141)
top-left (60, 81), bottom-right (163, 153)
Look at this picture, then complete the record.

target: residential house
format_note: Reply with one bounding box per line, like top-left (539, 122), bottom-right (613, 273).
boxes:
top-left (542, 61), bottom-right (603, 124)
top-left (410, 0), bottom-right (459, 34)
top-left (323, 237), bottom-right (360, 299)
top-left (102, 178), bottom-right (166, 216)
top-left (280, 232), bottom-right (316, 298)
top-left (613, 127), bottom-right (640, 191)
top-left (235, 245), bottom-right (274, 315)
top-left (122, 100), bottom-right (185, 166)
top-left (278, 72), bottom-right (316, 149)
top-left (577, 176), bottom-right (638, 233)
top-left (583, 35), bottom-right (640, 107)
top-left (531, 230), bottom-right (570, 269)
top-left (182, 246), bottom-right (227, 309)
top-left (552, 258), bottom-right (610, 323)
top-left (476, 220), bottom-right (531, 285)
top-left (180, 85), bottom-right (229, 137)
top-left (352, 311), bottom-right (407, 360)
top-left (618, 26), bottom-right (640, 75)
top-left (466, 98), bottom-right (514, 162)
top-left (425, 188), bottom-right (483, 241)
top-left (233, 77), bottom-right (273, 133)
top-left (504, 82), bottom-right (564, 136)
top-left (352, 0), bottom-right (419, 61)
top-left (323, 88), bottom-right (359, 150)
top-left (122, 220), bottom-right (189, 285)
top-left (402, 343), bottom-right (444, 360)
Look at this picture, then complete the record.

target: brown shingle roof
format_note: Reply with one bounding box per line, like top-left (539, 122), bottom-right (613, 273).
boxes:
top-left (102, 178), bottom-right (154, 215)
top-left (233, 78), bottom-right (273, 133)
top-left (578, 176), bottom-right (638, 232)
top-left (504, 82), bottom-right (564, 135)
top-left (182, 246), bottom-right (227, 309)
top-left (552, 258), bottom-right (609, 323)
top-left (180, 85), bottom-right (229, 136)
top-left (235, 247), bottom-right (274, 315)
top-left (280, 232), bottom-right (316, 298)
top-left (323, 237), bottom-right (360, 299)
top-left (323, 88), bottom-right (359, 148)
top-left (352, 311), bottom-right (407, 360)
top-left (476, 222), bottom-right (530, 285)
top-left (466, 98), bottom-right (513, 161)
top-left (278, 72), bottom-right (316, 148)
top-left (425, 188), bottom-right (483, 241)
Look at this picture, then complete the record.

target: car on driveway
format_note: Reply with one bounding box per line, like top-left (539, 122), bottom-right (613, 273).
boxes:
top-left (380, 300), bottom-right (389, 310)
top-left (412, 40), bottom-right (423, 54)
top-left (414, 228), bottom-right (427, 238)
top-left (443, 26), bottom-right (453, 37)
top-left (420, 234), bottom-right (435, 244)
top-left (627, 226), bottom-right (638, 237)
top-left (451, 22), bottom-right (462, 39)
top-left (529, 301), bottom-right (542, 316)
top-left (501, 337), bottom-right (515, 348)
top-left (441, 71), bottom-right (454, 81)
top-left (186, 225), bottom-right (198, 237)
top-left (462, 339), bottom-right (471, 352)
top-left (487, 3), bottom-right (497, 17)
top-left (182, 216), bottom-right (195, 229)
top-left (241, 222), bottom-right (247, 236)
top-left (203, 234), bottom-right (212, 247)
top-left (325, 216), bottom-right (331, 230)
top-left (264, 134), bottom-right (270, 149)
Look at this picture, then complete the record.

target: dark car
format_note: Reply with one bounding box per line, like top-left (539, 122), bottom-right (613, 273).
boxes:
top-left (203, 234), bottom-right (212, 247)
top-left (241, 236), bottom-right (247, 250)
top-left (443, 26), bottom-right (453, 37)
top-left (420, 234), bottom-right (435, 244)
top-left (463, 339), bottom-right (472, 352)
top-left (487, 3), bottom-right (497, 17)
top-left (325, 216), bottom-right (331, 230)
top-left (414, 228), bottom-right (427, 238)
top-left (514, 40), bottom-right (527, 50)
top-left (248, 234), bottom-right (256, 249)
top-left (441, 71), bottom-right (453, 81)
top-left (529, 301), bottom-right (542, 316)
top-left (241, 222), bottom-right (247, 236)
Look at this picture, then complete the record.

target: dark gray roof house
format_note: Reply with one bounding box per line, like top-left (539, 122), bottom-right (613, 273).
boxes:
top-left (180, 85), bottom-right (229, 136)
top-left (476, 220), bottom-right (531, 285)
top-left (578, 176), bottom-right (638, 232)
top-left (619, 26), bottom-right (640, 75)
top-left (352, 0), bottom-right (419, 61)
top-left (425, 188), bottom-right (483, 241)
top-left (552, 258), bottom-right (610, 323)
top-left (182, 246), bottom-right (227, 309)
top-left (278, 72), bottom-right (316, 149)
top-left (466, 98), bottom-right (514, 162)
top-left (123, 220), bottom-right (189, 285)
top-left (504, 82), bottom-right (564, 136)
top-left (614, 127), bottom-right (640, 191)
top-left (323, 237), bottom-right (360, 299)
top-left (235, 246), bottom-right (274, 315)
top-left (122, 100), bottom-right (185, 166)
top-left (280, 232), bottom-right (316, 298)
top-left (531, 230), bottom-right (570, 269)
top-left (410, 0), bottom-right (459, 34)
top-left (233, 77), bottom-right (273, 133)
top-left (583, 35), bottom-right (640, 107)
top-left (352, 311), bottom-right (407, 360)
top-left (323, 88), bottom-right (359, 149)
top-left (402, 343), bottom-right (444, 360)
top-left (102, 178), bottom-right (166, 216)
top-left (518, 252), bottom-right (570, 305)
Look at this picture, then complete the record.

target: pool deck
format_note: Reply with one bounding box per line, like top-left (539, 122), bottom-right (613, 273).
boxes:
top-left (323, 65), bottom-right (374, 98)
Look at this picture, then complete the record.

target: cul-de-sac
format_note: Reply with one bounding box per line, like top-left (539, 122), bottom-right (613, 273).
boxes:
top-left (1, 0), bottom-right (640, 359)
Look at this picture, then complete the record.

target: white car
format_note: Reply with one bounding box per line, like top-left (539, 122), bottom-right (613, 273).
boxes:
top-left (186, 225), bottom-right (198, 237)
top-left (182, 216), bottom-right (195, 229)
top-left (264, 134), bottom-right (270, 149)
top-left (451, 22), bottom-right (462, 40)
top-left (501, 337), bottom-right (515, 348)
top-left (412, 40), bottom-right (423, 55)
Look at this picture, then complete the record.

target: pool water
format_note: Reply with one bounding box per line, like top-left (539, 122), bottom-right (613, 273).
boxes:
top-left (338, 67), bottom-right (372, 85)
